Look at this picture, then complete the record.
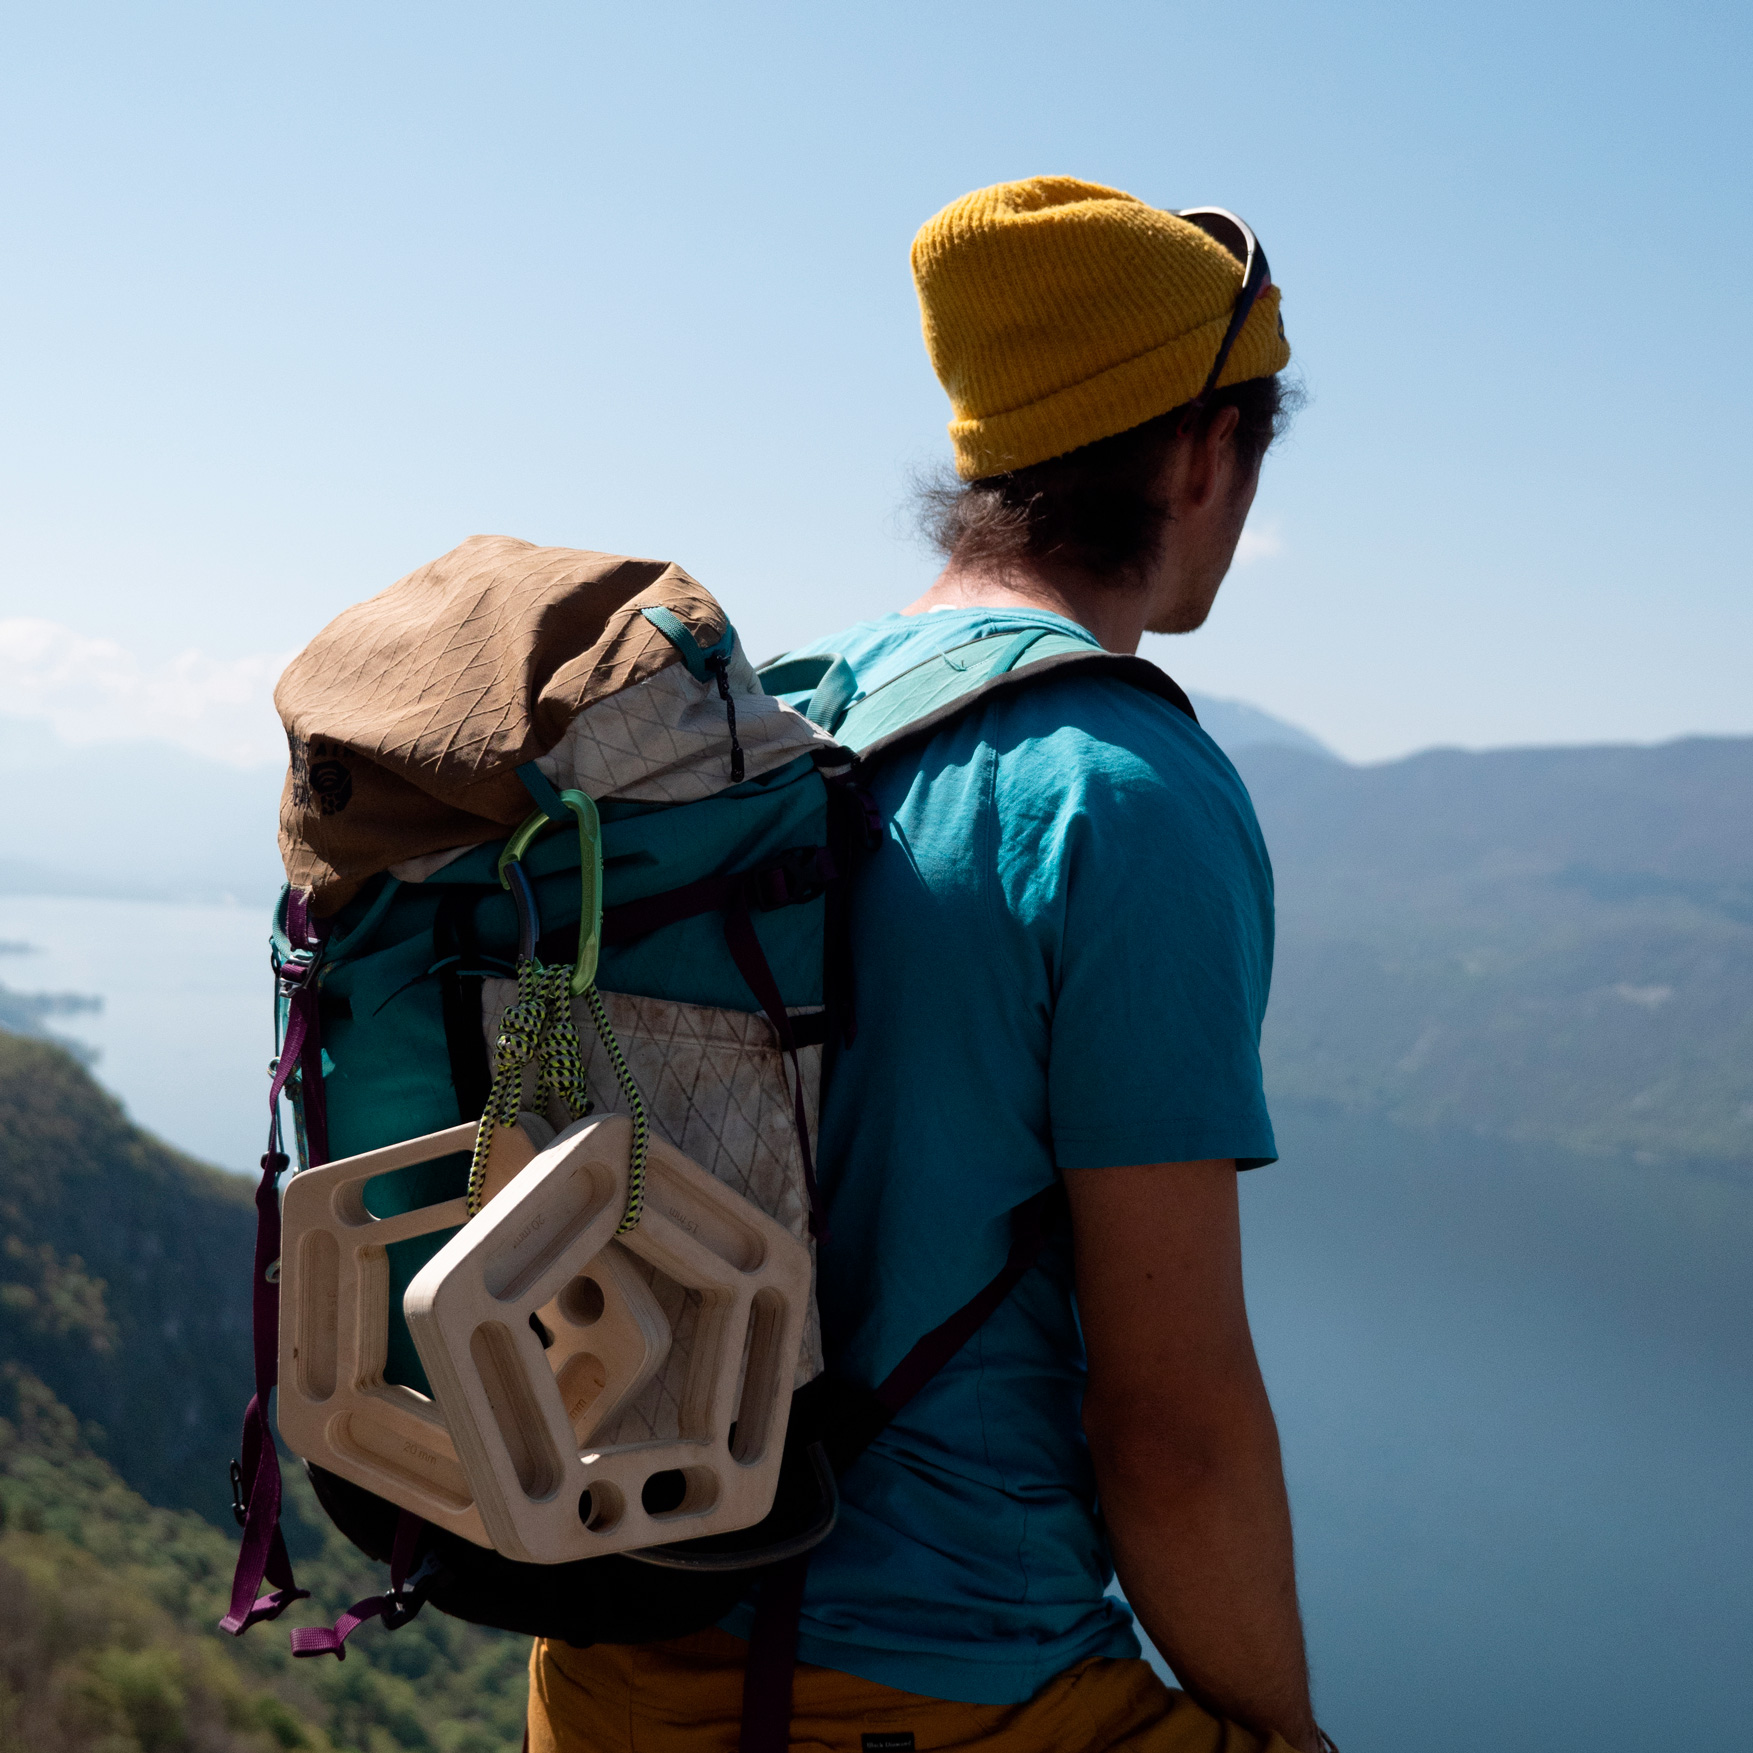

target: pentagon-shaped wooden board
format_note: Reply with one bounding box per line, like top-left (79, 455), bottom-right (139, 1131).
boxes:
top-left (275, 1117), bottom-right (667, 1549)
top-left (405, 1113), bottom-right (812, 1564)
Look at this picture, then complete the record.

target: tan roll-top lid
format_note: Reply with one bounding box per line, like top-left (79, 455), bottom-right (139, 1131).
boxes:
top-left (275, 534), bottom-right (760, 916)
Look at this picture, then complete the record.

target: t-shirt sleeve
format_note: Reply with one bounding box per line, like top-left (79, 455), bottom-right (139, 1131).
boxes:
top-left (995, 684), bottom-right (1278, 1172)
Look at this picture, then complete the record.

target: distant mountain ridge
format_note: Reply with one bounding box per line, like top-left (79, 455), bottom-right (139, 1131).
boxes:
top-left (1240, 735), bottom-right (1753, 1172)
top-left (0, 716), bottom-right (284, 903)
top-left (1186, 691), bottom-right (1336, 760)
top-left (3, 707), bottom-right (1747, 1173)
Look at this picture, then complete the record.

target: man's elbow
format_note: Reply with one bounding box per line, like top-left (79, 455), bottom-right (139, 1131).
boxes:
top-left (1083, 1379), bottom-right (1278, 1500)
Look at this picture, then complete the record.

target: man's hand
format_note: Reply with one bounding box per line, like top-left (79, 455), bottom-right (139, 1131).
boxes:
top-left (1067, 1158), bottom-right (1320, 1753)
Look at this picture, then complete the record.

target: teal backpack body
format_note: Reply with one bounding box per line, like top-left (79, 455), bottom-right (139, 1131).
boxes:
top-left (280, 747), bottom-right (840, 1398)
top-left (271, 743), bottom-right (860, 1649)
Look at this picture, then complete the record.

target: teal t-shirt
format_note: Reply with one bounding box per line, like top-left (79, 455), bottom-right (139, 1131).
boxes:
top-left (722, 607), bottom-right (1277, 1704)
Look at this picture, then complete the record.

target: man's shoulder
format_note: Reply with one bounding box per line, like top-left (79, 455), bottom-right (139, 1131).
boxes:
top-left (980, 663), bottom-right (1247, 802)
top-left (804, 611), bottom-right (1256, 826)
top-left (980, 670), bottom-right (1273, 906)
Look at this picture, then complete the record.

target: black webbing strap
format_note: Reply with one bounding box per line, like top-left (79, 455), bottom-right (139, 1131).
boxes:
top-left (599, 846), bottom-right (838, 946)
top-left (434, 890), bottom-right (491, 1122)
top-left (820, 770), bottom-right (880, 1047)
top-left (722, 898), bottom-right (826, 1240)
top-left (738, 1551), bottom-right (812, 1753)
top-left (871, 1184), bottom-right (1061, 1413)
top-left (736, 1183), bottom-right (1065, 1752)
top-left (592, 847), bottom-right (837, 1240)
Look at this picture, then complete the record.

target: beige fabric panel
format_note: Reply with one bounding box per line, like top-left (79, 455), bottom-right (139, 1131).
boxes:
top-left (384, 650), bottom-right (833, 883)
top-left (534, 643), bottom-right (833, 805)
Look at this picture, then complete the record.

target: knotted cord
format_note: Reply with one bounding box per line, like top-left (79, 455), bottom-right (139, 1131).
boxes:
top-left (466, 956), bottom-right (649, 1233)
top-left (581, 984), bottom-right (650, 1234)
top-left (467, 958), bottom-right (587, 1215)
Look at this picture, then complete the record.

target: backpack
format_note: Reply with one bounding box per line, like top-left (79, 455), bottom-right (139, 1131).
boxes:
top-left (221, 537), bottom-right (1195, 1740)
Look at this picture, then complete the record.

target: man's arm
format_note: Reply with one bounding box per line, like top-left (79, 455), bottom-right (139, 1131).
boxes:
top-left (1067, 1158), bottom-right (1319, 1753)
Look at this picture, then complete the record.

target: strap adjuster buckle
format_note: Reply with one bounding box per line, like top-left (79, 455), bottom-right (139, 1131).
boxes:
top-left (749, 847), bottom-right (838, 912)
top-left (274, 948), bottom-right (319, 995)
top-left (380, 1554), bottom-right (441, 1630)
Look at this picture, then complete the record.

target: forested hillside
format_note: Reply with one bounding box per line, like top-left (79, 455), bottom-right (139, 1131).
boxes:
top-left (0, 1035), bottom-right (528, 1753)
top-left (1240, 735), bottom-right (1753, 1173)
top-left (0, 1366), bottom-right (528, 1752)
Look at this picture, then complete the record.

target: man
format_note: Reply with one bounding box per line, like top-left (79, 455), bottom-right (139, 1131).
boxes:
top-left (531, 177), bottom-right (1329, 1752)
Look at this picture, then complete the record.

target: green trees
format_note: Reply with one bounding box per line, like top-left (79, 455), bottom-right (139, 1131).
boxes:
top-left (0, 1035), bottom-right (531, 1753)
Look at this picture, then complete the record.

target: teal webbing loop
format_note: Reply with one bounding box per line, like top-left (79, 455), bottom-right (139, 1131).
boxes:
top-left (805, 658), bottom-right (860, 731)
top-left (755, 653), bottom-right (836, 696)
top-left (755, 651), bottom-right (859, 730)
top-left (516, 761), bottom-right (571, 823)
top-left (641, 604), bottom-right (738, 681)
top-left (298, 875), bottom-right (399, 964)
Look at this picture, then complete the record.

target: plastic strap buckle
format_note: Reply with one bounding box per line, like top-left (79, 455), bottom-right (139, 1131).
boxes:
top-left (749, 847), bottom-right (838, 912)
top-left (378, 1554), bottom-right (440, 1631)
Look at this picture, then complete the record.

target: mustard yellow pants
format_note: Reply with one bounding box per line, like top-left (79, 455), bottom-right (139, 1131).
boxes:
top-left (528, 1628), bottom-right (1297, 1753)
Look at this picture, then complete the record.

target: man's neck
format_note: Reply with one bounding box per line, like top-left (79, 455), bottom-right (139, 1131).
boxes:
top-left (903, 561), bottom-right (1152, 655)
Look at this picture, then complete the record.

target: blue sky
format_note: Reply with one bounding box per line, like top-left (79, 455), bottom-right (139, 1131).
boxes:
top-left (1, 0), bottom-right (1747, 762)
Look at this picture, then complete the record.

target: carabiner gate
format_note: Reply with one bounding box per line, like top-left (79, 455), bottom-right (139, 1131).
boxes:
top-left (495, 788), bottom-right (603, 992)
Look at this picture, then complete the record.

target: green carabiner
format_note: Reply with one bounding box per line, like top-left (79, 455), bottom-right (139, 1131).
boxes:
top-left (496, 787), bottom-right (603, 995)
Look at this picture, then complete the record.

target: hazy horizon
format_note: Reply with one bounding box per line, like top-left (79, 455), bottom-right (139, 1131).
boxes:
top-left (2, 1), bottom-right (1749, 768)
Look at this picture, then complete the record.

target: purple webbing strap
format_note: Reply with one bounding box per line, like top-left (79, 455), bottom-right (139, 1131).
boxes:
top-left (873, 1186), bottom-right (1057, 1414)
top-left (218, 1144), bottom-right (309, 1635)
top-left (220, 891), bottom-right (329, 1639)
top-left (722, 900), bottom-right (826, 1240)
top-left (289, 1510), bottom-right (425, 1660)
top-left (738, 1552), bottom-right (812, 1753)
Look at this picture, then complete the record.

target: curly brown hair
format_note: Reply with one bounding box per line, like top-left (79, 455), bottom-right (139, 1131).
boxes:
top-left (918, 375), bottom-right (1297, 585)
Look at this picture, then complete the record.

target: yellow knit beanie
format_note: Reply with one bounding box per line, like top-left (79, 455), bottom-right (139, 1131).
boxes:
top-left (912, 176), bottom-right (1292, 480)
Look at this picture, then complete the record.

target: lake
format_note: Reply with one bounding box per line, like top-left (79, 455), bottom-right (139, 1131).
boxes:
top-left (2, 894), bottom-right (1748, 1749)
top-left (0, 893), bottom-right (277, 1171)
top-left (1240, 1105), bottom-right (1751, 1749)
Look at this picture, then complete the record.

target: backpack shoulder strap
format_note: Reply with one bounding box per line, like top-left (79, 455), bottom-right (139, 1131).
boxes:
top-left (736, 627), bottom-right (1187, 1751)
top-left (762, 627), bottom-right (1196, 765)
top-left (733, 1182), bottom-right (1069, 1753)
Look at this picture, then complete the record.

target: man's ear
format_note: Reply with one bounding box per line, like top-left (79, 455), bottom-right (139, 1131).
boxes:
top-left (1164, 403), bottom-right (1243, 515)
top-left (1191, 405), bottom-right (1244, 511)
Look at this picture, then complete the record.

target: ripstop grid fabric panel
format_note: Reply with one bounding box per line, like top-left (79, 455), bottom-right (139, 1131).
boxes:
top-left (480, 983), bottom-right (825, 1443)
top-left (534, 652), bottom-right (834, 805)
